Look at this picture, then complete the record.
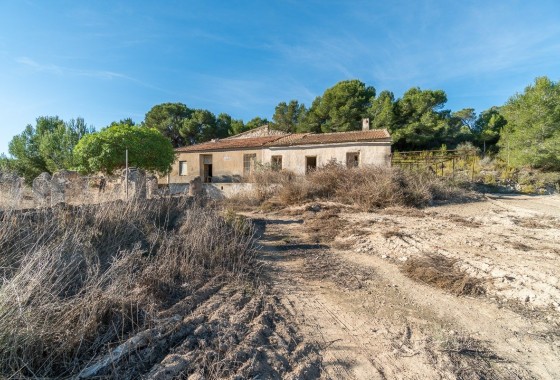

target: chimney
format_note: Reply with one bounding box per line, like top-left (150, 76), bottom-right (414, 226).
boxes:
top-left (362, 118), bottom-right (370, 131)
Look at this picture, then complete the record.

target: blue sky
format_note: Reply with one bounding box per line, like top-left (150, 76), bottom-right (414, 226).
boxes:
top-left (1, 0), bottom-right (559, 154)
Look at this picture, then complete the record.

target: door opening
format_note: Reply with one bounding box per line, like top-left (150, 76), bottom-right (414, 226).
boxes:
top-left (203, 164), bottom-right (212, 183)
top-left (201, 155), bottom-right (213, 183)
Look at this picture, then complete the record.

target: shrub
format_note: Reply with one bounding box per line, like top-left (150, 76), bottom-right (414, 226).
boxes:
top-left (0, 197), bottom-right (256, 377)
top-left (247, 163), bottom-right (467, 210)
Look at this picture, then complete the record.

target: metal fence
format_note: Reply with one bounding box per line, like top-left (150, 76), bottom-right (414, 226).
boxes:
top-left (391, 149), bottom-right (479, 180)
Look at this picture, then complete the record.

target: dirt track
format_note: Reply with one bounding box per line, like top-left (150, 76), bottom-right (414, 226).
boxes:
top-left (253, 195), bottom-right (560, 379)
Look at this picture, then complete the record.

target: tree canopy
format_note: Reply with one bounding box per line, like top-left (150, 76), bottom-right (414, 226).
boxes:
top-left (144, 102), bottom-right (244, 146)
top-left (390, 88), bottom-right (449, 150)
top-left (498, 77), bottom-right (560, 170)
top-left (74, 124), bottom-right (174, 175)
top-left (474, 107), bottom-right (506, 153)
top-left (7, 116), bottom-right (93, 181)
top-left (144, 102), bottom-right (193, 147)
top-left (302, 80), bottom-right (375, 133)
top-left (272, 100), bottom-right (306, 133)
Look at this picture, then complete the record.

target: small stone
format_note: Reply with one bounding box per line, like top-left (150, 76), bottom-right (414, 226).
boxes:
top-left (194, 325), bottom-right (207, 336)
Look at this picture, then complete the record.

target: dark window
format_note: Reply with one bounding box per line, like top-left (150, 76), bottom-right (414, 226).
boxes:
top-left (271, 155), bottom-right (283, 171)
top-left (346, 152), bottom-right (360, 168)
top-left (306, 156), bottom-right (317, 174)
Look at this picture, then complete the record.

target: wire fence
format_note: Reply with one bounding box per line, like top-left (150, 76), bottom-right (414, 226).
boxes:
top-left (391, 149), bottom-right (480, 181)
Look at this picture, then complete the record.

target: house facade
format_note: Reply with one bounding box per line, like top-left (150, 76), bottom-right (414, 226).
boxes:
top-left (163, 123), bottom-right (391, 184)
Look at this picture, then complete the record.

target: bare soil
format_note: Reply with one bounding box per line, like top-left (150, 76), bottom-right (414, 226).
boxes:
top-left (249, 194), bottom-right (560, 379)
top-left (79, 278), bottom-right (322, 379)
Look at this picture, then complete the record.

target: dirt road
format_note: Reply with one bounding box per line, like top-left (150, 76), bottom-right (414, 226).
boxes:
top-left (253, 195), bottom-right (560, 379)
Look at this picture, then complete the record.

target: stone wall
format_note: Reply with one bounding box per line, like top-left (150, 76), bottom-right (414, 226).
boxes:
top-left (3, 168), bottom-right (160, 208)
top-left (0, 171), bottom-right (24, 209)
top-left (1, 169), bottom-right (251, 209)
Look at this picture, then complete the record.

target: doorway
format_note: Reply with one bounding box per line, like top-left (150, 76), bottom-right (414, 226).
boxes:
top-left (201, 155), bottom-right (213, 183)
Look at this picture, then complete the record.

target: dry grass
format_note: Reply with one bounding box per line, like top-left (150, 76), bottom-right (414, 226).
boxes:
top-left (240, 163), bottom-right (469, 211)
top-left (402, 255), bottom-right (486, 297)
top-left (0, 197), bottom-right (256, 378)
top-left (382, 228), bottom-right (409, 239)
top-left (447, 214), bottom-right (482, 228)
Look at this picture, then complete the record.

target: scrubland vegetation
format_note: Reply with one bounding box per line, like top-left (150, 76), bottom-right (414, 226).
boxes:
top-left (0, 197), bottom-right (256, 378)
top-left (238, 163), bottom-right (470, 211)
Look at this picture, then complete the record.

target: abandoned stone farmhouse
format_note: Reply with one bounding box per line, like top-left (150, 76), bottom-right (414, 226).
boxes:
top-left (163, 120), bottom-right (391, 185)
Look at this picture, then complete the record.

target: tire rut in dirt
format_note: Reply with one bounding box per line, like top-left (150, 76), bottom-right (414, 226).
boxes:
top-left (146, 286), bottom-right (322, 379)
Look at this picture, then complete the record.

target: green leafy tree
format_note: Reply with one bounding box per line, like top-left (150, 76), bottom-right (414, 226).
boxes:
top-left (367, 90), bottom-right (396, 130)
top-left (109, 118), bottom-right (136, 128)
top-left (302, 80), bottom-right (375, 133)
top-left (216, 113), bottom-right (243, 137)
top-left (227, 117), bottom-right (246, 135)
top-left (474, 107), bottom-right (506, 154)
top-left (74, 124), bottom-right (174, 174)
top-left (144, 103), bottom-right (193, 147)
top-left (450, 108), bottom-right (476, 131)
top-left (391, 87), bottom-right (448, 150)
top-left (180, 109), bottom-right (217, 144)
top-left (440, 108), bottom-right (476, 148)
top-left (498, 76), bottom-right (560, 170)
top-left (39, 117), bottom-right (94, 172)
top-left (0, 153), bottom-right (15, 172)
top-left (245, 117), bottom-right (270, 131)
top-left (8, 116), bottom-right (93, 181)
top-left (272, 100), bottom-right (307, 133)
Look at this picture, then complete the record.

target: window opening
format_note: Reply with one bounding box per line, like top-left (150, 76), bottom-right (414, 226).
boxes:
top-left (179, 161), bottom-right (187, 176)
top-left (346, 152), bottom-right (360, 168)
top-left (305, 156), bottom-right (317, 174)
top-left (271, 155), bottom-right (283, 171)
top-left (243, 154), bottom-right (257, 176)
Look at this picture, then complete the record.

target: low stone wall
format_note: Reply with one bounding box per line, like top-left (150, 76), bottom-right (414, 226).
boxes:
top-left (1, 169), bottom-right (160, 209)
top-left (0, 172), bottom-right (24, 209)
top-left (1, 170), bottom-right (255, 209)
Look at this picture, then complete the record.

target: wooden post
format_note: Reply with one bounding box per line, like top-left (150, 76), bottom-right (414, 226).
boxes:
top-left (452, 157), bottom-right (455, 179)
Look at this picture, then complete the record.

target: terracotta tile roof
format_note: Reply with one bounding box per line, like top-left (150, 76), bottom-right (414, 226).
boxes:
top-left (267, 129), bottom-right (391, 147)
top-left (175, 129), bottom-right (390, 152)
top-left (175, 136), bottom-right (283, 152)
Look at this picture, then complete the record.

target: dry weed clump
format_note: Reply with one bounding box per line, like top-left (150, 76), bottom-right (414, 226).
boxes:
top-left (402, 255), bottom-right (486, 296)
top-left (0, 197), bottom-right (256, 378)
top-left (248, 163), bottom-right (468, 210)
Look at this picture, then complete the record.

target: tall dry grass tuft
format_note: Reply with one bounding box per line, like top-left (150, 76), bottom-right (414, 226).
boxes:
top-left (246, 163), bottom-right (467, 210)
top-left (0, 197), bottom-right (256, 378)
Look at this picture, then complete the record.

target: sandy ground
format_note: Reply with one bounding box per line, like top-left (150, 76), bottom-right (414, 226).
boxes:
top-left (251, 195), bottom-right (560, 379)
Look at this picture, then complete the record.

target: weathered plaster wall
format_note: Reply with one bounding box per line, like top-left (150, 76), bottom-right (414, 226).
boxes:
top-left (263, 142), bottom-right (391, 174)
top-left (166, 149), bottom-right (263, 184)
top-left (167, 183), bottom-right (254, 198)
top-left (164, 141), bottom-right (391, 183)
